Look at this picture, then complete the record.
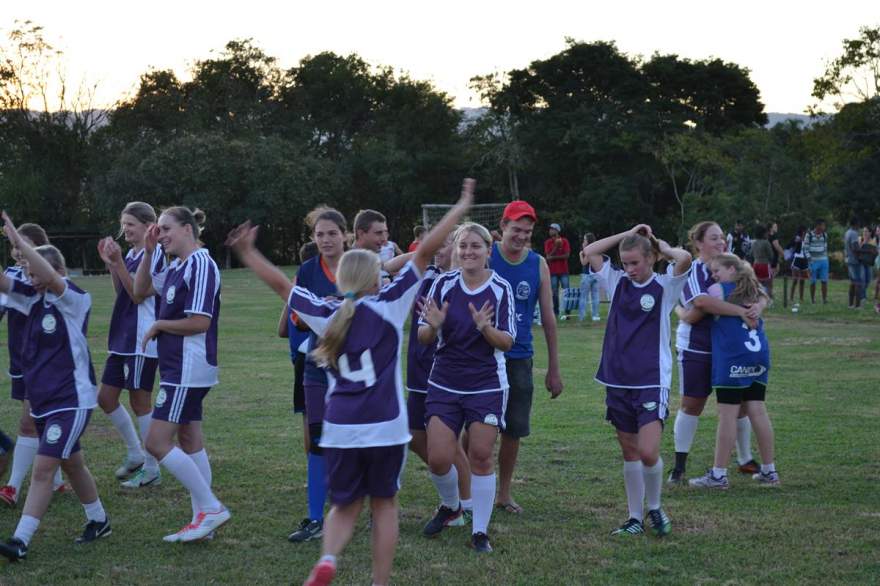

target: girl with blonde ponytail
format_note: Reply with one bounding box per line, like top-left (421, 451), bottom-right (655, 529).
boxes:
top-left (228, 178), bottom-right (474, 586)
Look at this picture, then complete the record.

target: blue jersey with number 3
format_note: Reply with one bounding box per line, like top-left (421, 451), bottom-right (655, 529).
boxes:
top-left (711, 283), bottom-right (770, 388)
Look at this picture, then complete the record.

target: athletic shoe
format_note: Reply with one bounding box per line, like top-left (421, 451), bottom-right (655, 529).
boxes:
top-left (76, 517), bottom-right (112, 544)
top-left (647, 508), bottom-right (672, 537)
top-left (752, 470), bottom-right (781, 486)
top-left (178, 508), bottom-right (231, 542)
top-left (666, 468), bottom-right (685, 485)
top-left (288, 518), bottom-right (323, 543)
top-left (0, 485), bottom-right (17, 507)
top-left (423, 504), bottom-right (463, 537)
top-left (737, 459), bottom-right (760, 475)
top-left (611, 518), bottom-right (644, 536)
top-left (689, 470), bottom-right (729, 490)
top-left (303, 559), bottom-right (336, 586)
top-left (0, 537), bottom-right (27, 561)
top-left (120, 468), bottom-right (161, 488)
top-left (470, 532), bottom-right (493, 553)
top-left (592, 316), bottom-right (601, 322)
top-left (114, 456), bottom-right (145, 480)
top-left (163, 526), bottom-right (188, 543)
top-left (54, 483), bottom-right (70, 495)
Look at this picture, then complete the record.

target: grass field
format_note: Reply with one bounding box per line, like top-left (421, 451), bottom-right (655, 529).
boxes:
top-left (0, 270), bottom-right (878, 585)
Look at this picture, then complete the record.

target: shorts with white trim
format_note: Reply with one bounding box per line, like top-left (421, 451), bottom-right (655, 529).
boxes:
top-left (101, 353), bottom-right (158, 392)
top-left (678, 349), bottom-right (713, 399)
top-left (605, 387), bottom-right (669, 434)
top-left (152, 385), bottom-right (210, 424)
top-left (35, 409), bottom-right (92, 460)
top-left (425, 385), bottom-right (506, 436)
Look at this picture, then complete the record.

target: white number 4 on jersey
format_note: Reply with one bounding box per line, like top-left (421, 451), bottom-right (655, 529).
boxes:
top-left (338, 349), bottom-right (377, 387)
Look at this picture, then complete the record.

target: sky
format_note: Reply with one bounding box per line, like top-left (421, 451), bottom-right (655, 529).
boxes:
top-left (5, 1), bottom-right (879, 113)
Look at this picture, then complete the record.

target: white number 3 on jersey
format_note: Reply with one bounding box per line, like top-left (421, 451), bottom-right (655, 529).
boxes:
top-left (741, 323), bottom-right (762, 352)
top-left (338, 349), bottom-right (377, 387)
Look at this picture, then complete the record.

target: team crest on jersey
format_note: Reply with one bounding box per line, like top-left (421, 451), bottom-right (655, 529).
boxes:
top-left (642, 401), bottom-right (658, 412)
top-left (46, 424), bottom-right (62, 444)
top-left (639, 294), bottom-right (655, 312)
top-left (41, 314), bottom-right (57, 334)
top-left (516, 281), bottom-right (531, 301)
top-left (483, 414), bottom-right (499, 426)
top-left (155, 389), bottom-right (167, 408)
top-left (729, 365), bottom-right (767, 378)
top-left (166, 286), bottom-right (177, 304)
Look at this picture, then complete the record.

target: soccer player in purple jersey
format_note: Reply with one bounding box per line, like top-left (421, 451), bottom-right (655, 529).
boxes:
top-left (227, 179), bottom-right (473, 586)
top-left (96, 202), bottom-right (165, 489)
top-left (419, 222), bottom-right (516, 553)
top-left (133, 206), bottom-right (229, 543)
top-left (0, 212), bottom-right (110, 561)
top-left (669, 221), bottom-right (767, 484)
top-left (583, 224), bottom-right (691, 537)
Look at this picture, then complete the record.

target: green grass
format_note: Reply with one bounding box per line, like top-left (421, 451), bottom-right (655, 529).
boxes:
top-left (0, 271), bottom-right (877, 585)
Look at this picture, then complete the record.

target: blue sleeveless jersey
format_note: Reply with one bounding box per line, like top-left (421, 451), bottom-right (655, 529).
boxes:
top-left (711, 283), bottom-right (770, 388)
top-left (296, 256), bottom-right (339, 384)
top-left (489, 243), bottom-right (541, 359)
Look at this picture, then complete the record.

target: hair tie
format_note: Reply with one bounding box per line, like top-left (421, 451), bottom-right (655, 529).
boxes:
top-left (343, 291), bottom-right (357, 300)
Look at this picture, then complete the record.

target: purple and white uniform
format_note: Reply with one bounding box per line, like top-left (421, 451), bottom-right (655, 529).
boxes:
top-left (675, 259), bottom-right (715, 398)
top-left (422, 269), bottom-right (516, 434)
top-left (150, 248), bottom-right (221, 424)
top-left (405, 265), bottom-right (441, 431)
top-left (102, 247), bottom-right (166, 392)
top-left (289, 261), bottom-right (424, 504)
top-left (2, 266), bottom-right (34, 401)
top-left (4, 279), bottom-right (97, 459)
top-left (592, 260), bottom-right (689, 433)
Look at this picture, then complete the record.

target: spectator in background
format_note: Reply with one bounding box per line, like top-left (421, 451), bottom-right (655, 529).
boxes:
top-left (750, 225), bottom-right (774, 295)
top-left (544, 223), bottom-right (571, 318)
top-left (726, 221), bottom-right (751, 260)
top-left (803, 219), bottom-right (829, 304)
top-left (788, 225), bottom-right (809, 307)
top-left (857, 226), bottom-right (878, 307)
top-left (578, 233), bottom-right (601, 322)
top-left (844, 217), bottom-right (862, 309)
top-left (408, 225), bottom-right (426, 253)
top-left (768, 222), bottom-right (785, 276)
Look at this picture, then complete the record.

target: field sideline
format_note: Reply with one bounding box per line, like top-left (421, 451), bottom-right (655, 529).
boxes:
top-left (0, 270), bottom-right (877, 585)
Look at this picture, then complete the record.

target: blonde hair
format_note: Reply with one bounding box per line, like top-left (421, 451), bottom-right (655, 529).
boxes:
top-left (711, 253), bottom-right (767, 306)
top-left (311, 249), bottom-right (382, 371)
top-left (688, 221), bottom-right (720, 255)
top-left (453, 222), bottom-right (492, 248)
top-left (619, 233), bottom-right (659, 260)
top-left (34, 245), bottom-right (66, 273)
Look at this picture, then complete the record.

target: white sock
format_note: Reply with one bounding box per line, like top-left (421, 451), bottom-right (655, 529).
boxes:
top-left (673, 411), bottom-right (699, 454)
top-left (108, 406), bottom-right (144, 459)
top-left (460, 498), bottom-right (473, 512)
top-left (8, 436), bottom-right (39, 491)
top-left (760, 463), bottom-right (776, 474)
top-left (623, 461), bottom-right (644, 521)
top-left (160, 447), bottom-right (221, 512)
top-left (712, 467), bottom-right (728, 478)
top-left (429, 467), bottom-right (460, 510)
top-left (13, 514), bottom-right (40, 546)
top-left (319, 554), bottom-right (337, 565)
top-left (53, 468), bottom-right (63, 490)
top-left (83, 498), bottom-right (107, 523)
top-left (643, 458), bottom-right (664, 512)
top-left (137, 414), bottom-right (159, 473)
top-left (470, 473), bottom-right (495, 535)
top-left (736, 417), bottom-right (753, 465)
top-left (189, 449), bottom-right (213, 521)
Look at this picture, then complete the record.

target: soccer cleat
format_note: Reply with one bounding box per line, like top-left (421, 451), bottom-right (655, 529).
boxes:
top-left (666, 468), bottom-right (685, 485)
top-left (752, 471), bottom-right (781, 486)
top-left (0, 537), bottom-right (27, 561)
top-left (423, 504), bottom-right (463, 537)
top-left (470, 532), bottom-right (493, 553)
top-left (611, 518), bottom-right (644, 536)
top-left (163, 526), bottom-right (189, 543)
top-left (114, 456), bottom-right (145, 480)
top-left (0, 485), bottom-right (18, 507)
top-left (76, 517), bottom-right (112, 544)
top-left (689, 470), bottom-right (729, 490)
top-left (303, 559), bottom-right (336, 586)
top-left (737, 459), bottom-right (760, 475)
top-left (178, 508), bottom-right (231, 542)
top-left (120, 468), bottom-right (161, 488)
top-left (647, 508), bottom-right (672, 537)
top-left (288, 518), bottom-right (323, 543)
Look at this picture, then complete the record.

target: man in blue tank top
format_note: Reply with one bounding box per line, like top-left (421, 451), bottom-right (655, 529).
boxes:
top-left (488, 200), bottom-right (563, 513)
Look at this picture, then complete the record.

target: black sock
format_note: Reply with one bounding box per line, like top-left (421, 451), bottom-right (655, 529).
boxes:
top-left (674, 451), bottom-right (688, 472)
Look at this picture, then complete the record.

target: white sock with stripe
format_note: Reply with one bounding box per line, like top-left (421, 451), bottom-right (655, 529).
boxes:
top-left (736, 416), bottom-right (753, 465)
top-left (137, 414), bottom-right (159, 473)
top-left (429, 466), bottom-right (459, 510)
top-left (160, 447), bottom-right (221, 513)
top-left (470, 473), bottom-right (495, 535)
top-left (623, 461), bottom-right (644, 521)
top-left (189, 449), bottom-right (213, 521)
top-left (643, 458), bottom-right (664, 511)
top-left (108, 406), bottom-right (143, 460)
top-left (8, 436), bottom-right (38, 491)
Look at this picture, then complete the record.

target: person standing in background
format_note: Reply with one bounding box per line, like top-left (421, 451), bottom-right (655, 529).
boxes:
top-left (578, 233), bottom-right (601, 322)
top-left (544, 223), bottom-right (571, 318)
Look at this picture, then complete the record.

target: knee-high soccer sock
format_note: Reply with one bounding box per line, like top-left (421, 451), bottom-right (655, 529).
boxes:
top-left (673, 411), bottom-right (699, 470)
top-left (83, 498), bottom-right (107, 523)
top-left (623, 461), bottom-right (645, 521)
top-left (429, 466), bottom-right (460, 510)
top-left (137, 414), bottom-right (159, 473)
top-left (470, 473), bottom-right (495, 535)
top-left (108, 406), bottom-right (144, 460)
top-left (8, 436), bottom-right (38, 491)
top-left (189, 449), bottom-right (213, 521)
top-left (643, 458), bottom-right (664, 511)
top-left (160, 447), bottom-right (220, 513)
top-left (13, 515), bottom-right (40, 545)
top-left (736, 416), bottom-right (753, 465)
top-left (307, 452), bottom-right (327, 521)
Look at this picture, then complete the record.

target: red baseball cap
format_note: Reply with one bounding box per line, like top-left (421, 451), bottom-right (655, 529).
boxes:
top-left (502, 200), bottom-right (537, 222)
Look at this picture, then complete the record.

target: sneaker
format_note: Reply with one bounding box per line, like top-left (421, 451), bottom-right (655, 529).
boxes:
top-left (303, 559), bottom-right (336, 586)
top-left (76, 517), bottom-right (112, 544)
top-left (470, 532), bottom-right (493, 553)
top-left (647, 508), bottom-right (672, 537)
top-left (0, 485), bottom-right (17, 507)
top-left (737, 459), bottom-right (760, 475)
top-left (752, 470), bottom-right (781, 486)
top-left (163, 525), bottom-right (190, 543)
top-left (0, 537), bottom-right (27, 561)
top-left (592, 316), bottom-right (601, 322)
top-left (120, 468), bottom-right (161, 488)
top-left (114, 455), bottom-right (145, 480)
top-left (666, 468), bottom-right (685, 485)
top-left (611, 518), bottom-right (644, 536)
top-left (178, 508), bottom-right (231, 542)
top-left (689, 470), bottom-right (729, 490)
top-left (423, 504), bottom-right (463, 537)
top-left (288, 518), bottom-right (323, 543)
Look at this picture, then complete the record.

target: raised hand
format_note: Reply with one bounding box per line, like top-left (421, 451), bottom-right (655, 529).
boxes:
top-left (97, 237), bottom-right (116, 265)
top-left (630, 224), bottom-right (653, 239)
top-left (225, 221), bottom-right (259, 255)
top-left (144, 224), bottom-right (160, 253)
top-left (422, 298), bottom-right (449, 330)
top-left (1, 211), bottom-right (23, 248)
top-left (468, 300), bottom-right (495, 332)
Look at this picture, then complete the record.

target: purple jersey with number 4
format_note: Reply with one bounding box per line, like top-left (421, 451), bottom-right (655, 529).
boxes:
top-left (108, 247), bottom-right (166, 357)
top-left (593, 260), bottom-right (689, 389)
top-left (421, 269), bottom-right (516, 394)
top-left (676, 258), bottom-right (714, 354)
top-left (289, 261), bottom-right (424, 449)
